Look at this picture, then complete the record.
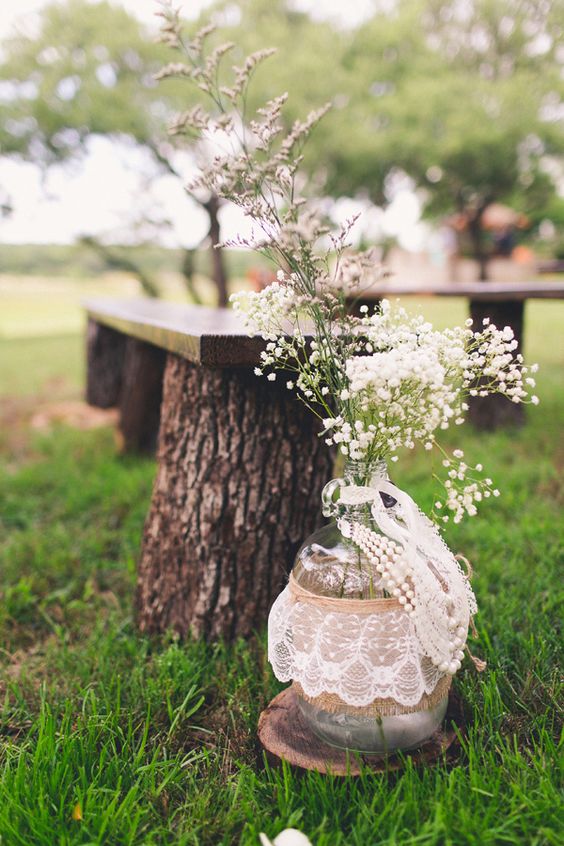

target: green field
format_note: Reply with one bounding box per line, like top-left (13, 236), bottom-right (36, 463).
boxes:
top-left (0, 278), bottom-right (562, 845)
top-left (0, 271), bottom-right (253, 396)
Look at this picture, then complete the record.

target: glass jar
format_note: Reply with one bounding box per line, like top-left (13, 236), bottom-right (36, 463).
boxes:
top-left (288, 459), bottom-right (449, 754)
top-left (293, 459), bottom-right (391, 601)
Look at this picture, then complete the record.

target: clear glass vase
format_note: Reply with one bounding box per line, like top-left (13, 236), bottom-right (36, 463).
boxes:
top-left (289, 459), bottom-right (449, 754)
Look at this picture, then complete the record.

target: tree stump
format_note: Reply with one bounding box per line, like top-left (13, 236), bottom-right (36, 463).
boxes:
top-left (257, 687), bottom-right (464, 775)
top-left (469, 299), bottom-right (525, 429)
top-left (86, 319), bottom-right (127, 408)
top-left (118, 338), bottom-right (166, 453)
top-left (136, 354), bottom-right (335, 641)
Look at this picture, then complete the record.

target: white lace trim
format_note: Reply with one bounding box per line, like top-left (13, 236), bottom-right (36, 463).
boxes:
top-left (268, 585), bottom-right (446, 708)
top-left (363, 484), bottom-right (477, 671)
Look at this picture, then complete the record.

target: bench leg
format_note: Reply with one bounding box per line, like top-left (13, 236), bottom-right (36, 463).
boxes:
top-left (136, 353), bottom-right (335, 641)
top-left (469, 299), bottom-right (525, 430)
top-left (86, 319), bottom-right (127, 408)
top-left (118, 338), bottom-right (166, 454)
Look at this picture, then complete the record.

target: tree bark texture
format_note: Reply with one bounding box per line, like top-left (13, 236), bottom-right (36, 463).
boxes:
top-left (469, 299), bottom-right (525, 429)
top-left (118, 338), bottom-right (167, 454)
top-left (86, 319), bottom-right (127, 408)
top-left (136, 354), bottom-right (335, 641)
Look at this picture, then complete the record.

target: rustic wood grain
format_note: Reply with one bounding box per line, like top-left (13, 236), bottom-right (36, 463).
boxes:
top-left (85, 283), bottom-right (564, 370)
top-left (135, 354), bottom-right (335, 640)
top-left (118, 338), bottom-right (167, 453)
top-left (84, 299), bottom-right (268, 367)
top-left (258, 687), bottom-right (464, 776)
top-left (355, 280), bottom-right (564, 303)
top-left (86, 318), bottom-right (127, 407)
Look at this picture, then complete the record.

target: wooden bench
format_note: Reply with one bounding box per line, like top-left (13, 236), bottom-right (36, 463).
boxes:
top-left (355, 280), bottom-right (564, 429)
top-left (85, 284), bottom-right (561, 640)
top-left (85, 299), bottom-right (333, 642)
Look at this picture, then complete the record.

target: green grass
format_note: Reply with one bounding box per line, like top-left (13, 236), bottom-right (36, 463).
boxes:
top-left (0, 274), bottom-right (141, 338)
top-left (0, 334), bottom-right (84, 396)
top-left (0, 294), bottom-right (563, 844)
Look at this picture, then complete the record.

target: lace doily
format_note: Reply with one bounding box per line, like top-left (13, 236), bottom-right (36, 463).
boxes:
top-left (268, 580), bottom-right (446, 708)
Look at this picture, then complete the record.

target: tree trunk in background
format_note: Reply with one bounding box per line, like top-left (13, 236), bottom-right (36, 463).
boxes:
top-left (469, 299), bottom-right (525, 429)
top-left (86, 319), bottom-right (127, 407)
top-left (136, 354), bottom-right (335, 641)
top-left (204, 194), bottom-right (229, 307)
top-left (118, 338), bottom-right (167, 453)
top-left (180, 248), bottom-right (203, 305)
top-left (467, 215), bottom-right (490, 282)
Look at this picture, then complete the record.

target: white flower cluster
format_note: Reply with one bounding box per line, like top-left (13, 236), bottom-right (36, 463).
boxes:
top-left (231, 275), bottom-right (297, 342)
top-left (235, 292), bottom-right (538, 522)
top-left (434, 453), bottom-right (501, 523)
top-left (315, 301), bottom-right (537, 521)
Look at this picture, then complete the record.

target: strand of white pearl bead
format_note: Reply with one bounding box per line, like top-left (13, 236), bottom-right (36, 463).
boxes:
top-left (350, 523), bottom-right (416, 614)
top-left (350, 522), bottom-right (467, 676)
top-left (437, 602), bottom-right (466, 674)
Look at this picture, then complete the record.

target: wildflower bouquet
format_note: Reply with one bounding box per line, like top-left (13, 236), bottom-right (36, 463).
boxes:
top-left (156, 1), bottom-right (538, 525)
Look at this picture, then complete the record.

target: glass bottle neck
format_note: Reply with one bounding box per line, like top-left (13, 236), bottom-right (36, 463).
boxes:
top-left (340, 458), bottom-right (389, 529)
top-left (343, 458), bottom-right (388, 488)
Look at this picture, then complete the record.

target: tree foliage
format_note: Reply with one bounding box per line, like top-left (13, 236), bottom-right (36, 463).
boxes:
top-left (332, 0), bottom-right (564, 274)
top-left (0, 0), bottom-right (225, 300)
top-left (0, 0), bottom-right (167, 161)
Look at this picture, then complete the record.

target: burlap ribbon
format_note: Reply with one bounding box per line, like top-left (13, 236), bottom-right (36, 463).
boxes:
top-left (293, 678), bottom-right (451, 717)
top-left (288, 572), bottom-right (400, 611)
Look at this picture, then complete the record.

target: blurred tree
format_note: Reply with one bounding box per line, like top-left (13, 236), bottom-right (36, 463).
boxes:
top-left (335, 0), bottom-right (564, 279)
top-left (0, 0), bottom-right (226, 301)
top-left (203, 0), bottom-right (563, 276)
top-left (0, 0), bottom-right (352, 301)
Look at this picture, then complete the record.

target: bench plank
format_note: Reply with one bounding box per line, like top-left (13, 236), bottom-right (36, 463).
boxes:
top-left (355, 280), bottom-right (564, 302)
top-left (85, 298), bottom-right (265, 366)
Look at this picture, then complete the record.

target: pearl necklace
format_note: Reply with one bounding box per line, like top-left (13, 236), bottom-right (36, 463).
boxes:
top-left (349, 522), bottom-right (467, 675)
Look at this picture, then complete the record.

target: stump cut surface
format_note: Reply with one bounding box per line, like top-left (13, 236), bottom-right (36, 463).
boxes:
top-left (258, 687), bottom-right (464, 775)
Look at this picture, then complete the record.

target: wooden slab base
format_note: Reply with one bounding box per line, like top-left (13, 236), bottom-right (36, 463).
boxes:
top-left (258, 687), bottom-right (464, 775)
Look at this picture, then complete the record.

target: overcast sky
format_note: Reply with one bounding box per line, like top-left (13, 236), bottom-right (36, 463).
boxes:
top-left (0, 0), bottom-right (376, 39)
top-left (0, 0), bottom-right (425, 249)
